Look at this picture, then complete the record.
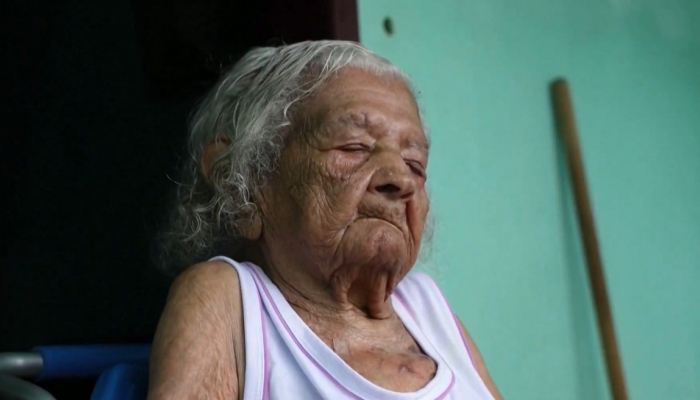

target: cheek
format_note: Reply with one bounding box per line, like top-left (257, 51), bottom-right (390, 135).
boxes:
top-left (276, 154), bottom-right (315, 213)
top-left (317, 159), bottom-right (373, 222)
top-left (284, 152), bottom-right (372, 229)
top-left (408, 190), bottom-right (429, 237)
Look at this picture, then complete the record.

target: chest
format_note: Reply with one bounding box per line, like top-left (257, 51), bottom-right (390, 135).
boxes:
top-left (337, 341), bottom-right (438, 392)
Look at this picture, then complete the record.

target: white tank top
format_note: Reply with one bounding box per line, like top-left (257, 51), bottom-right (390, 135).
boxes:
top-left (211, 256), bottom-right (495, 400)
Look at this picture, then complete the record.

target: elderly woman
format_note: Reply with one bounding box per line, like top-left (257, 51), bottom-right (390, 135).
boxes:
top-left (149, 41), bottom-right (503, 400)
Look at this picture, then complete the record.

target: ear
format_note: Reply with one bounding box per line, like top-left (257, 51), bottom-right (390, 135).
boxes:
top-left (240, 184), bottom-right (273, 242)
top-left (239, 209), bottom-right (262, 241)
top-left (201, 136), bottom-right (232, 183)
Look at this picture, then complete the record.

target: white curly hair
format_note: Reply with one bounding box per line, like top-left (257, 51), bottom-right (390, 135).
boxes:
top-left (158, 40), bottom-right (425, 274)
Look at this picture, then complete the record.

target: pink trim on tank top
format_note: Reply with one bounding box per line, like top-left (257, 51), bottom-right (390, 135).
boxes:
top-left (394, 287), bottom-right (476, 370)
top-left (392, 294), bottom-right (458, 399)
top-left (247, 266), bottom-right (363, 400)
top-left (259, 292), bottom-right (270, 400)
top-left (426, 279), bottom-right (477, 370)
top-left (451, 314), bottom-right (476, 369)
top-left (435, 374), bottom-right (456, 400)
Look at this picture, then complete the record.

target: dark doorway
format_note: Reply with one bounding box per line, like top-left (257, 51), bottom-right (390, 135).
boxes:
top-left (0, 0), bottom-right (357, 397)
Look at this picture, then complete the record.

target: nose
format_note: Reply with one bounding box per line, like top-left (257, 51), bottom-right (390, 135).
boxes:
top-left (368, 154), bottom-right (416, 202)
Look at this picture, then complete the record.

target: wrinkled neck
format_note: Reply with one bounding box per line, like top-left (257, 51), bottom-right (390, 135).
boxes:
top-left (253, 240), bottom-right (397, 323)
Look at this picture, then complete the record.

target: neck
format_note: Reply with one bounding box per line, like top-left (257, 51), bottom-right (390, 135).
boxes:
top-left (252, 242), bottom-right (397, 323)
top-left (264, 258), bottom-right (407, 353)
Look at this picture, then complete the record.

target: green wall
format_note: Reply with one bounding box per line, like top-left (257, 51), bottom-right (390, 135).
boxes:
top-left (358, 1), bottom-right (700, 399)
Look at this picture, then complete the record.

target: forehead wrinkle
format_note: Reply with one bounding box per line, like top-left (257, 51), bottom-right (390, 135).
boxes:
top-left (311, 110), bottom-right (369, 141)
top-left (331, 109), bottom-right (395, 135)
top-left (335, 110), bottom-right (370, 130)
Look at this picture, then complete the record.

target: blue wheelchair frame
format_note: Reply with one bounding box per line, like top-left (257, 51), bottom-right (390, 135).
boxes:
top-left (0, 345), bottom-right (150, 400)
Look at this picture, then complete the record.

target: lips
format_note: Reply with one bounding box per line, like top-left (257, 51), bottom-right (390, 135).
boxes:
top-left (356, 202), bottom-right (405, 233)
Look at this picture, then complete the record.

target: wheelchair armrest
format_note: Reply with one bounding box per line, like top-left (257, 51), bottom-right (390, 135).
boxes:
top-left (31, 344), bottom-right (151, 381)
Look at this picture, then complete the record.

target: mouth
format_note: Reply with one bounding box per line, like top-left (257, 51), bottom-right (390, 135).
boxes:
top-left (359, 216), bottom-right (404, 235)
top-left (355, 200), bottom-right (407, 236)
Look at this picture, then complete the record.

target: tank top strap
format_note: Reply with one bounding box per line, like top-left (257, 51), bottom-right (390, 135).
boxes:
top-left (393, 271), bottom-right (479, 378)
top-left (209, 256), bottom-right (269, 400)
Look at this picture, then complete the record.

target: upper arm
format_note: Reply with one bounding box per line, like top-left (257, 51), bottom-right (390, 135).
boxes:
top-left (456, 318), bottom-right (504, 400)
top-left (147, 261), bottom-right (245, 400)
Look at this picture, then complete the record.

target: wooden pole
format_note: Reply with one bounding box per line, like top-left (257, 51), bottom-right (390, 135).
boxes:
top-left (550, 79), bottom-right (629, 400)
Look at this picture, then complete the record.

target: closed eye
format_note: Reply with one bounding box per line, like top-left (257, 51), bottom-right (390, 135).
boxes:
top-left (406, 161), bottom-right (426, 178)
top-left (339, 143), bottom-right (370, 153)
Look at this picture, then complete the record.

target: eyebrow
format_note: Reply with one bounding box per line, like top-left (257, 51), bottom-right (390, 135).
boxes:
top-left (334, 111), bottom-right (370, 130)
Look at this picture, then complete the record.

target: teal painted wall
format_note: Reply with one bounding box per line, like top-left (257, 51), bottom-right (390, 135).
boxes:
top-left (358, 1), bottom-right (700, 399)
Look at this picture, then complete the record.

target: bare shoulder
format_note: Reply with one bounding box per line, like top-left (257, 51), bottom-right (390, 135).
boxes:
top-left (168, 260), bottom-right (241, 302)
top-left (456, 318), bottom-right (505, 400)
top-left (147, 261), bottom-right (245, 400)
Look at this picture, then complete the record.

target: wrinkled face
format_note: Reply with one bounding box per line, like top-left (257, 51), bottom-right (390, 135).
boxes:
top-left (257, 68), bottom-right (429, 300)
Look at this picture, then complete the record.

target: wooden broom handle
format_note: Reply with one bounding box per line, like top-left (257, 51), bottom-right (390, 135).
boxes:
top-left (551, 79), bottom-right (629, 400)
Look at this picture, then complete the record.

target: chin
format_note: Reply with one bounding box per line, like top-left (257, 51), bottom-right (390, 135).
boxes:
top-left (364, 227), bottom-right (410, 268)
top-left (337, 218), bottom-right (412, 270)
